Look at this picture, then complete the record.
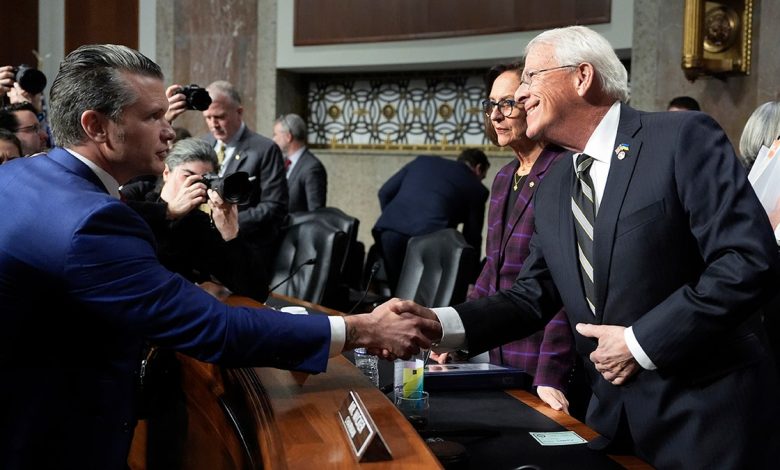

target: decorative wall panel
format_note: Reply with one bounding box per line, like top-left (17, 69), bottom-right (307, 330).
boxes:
top-left (308, 71), bottom-right (494, 151)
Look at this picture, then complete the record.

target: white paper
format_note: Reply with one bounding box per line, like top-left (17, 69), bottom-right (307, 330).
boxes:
top-left (529, 431), bottom-right (587, 446)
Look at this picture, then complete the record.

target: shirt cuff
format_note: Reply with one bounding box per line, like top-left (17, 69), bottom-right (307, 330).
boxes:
top-left (624, 326), bottom-right (657, 370)
top-left (431, 307), bottom-right (467, 352)
top-left (774, 224), bottom-right (780, 245)
top-left (328, 316), bottom-right (346, 357)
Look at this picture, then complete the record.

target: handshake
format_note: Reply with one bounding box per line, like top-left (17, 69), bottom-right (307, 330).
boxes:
top-left (343, 299), bottom-right (442, 360)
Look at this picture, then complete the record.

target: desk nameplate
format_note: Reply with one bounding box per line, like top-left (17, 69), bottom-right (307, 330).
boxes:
top-left (337, 390), bottom-right (393, 462)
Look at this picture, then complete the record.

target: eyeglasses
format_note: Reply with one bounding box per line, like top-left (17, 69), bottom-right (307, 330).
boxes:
top-left (15, 123), bottom-right (42, 134)
top-left (519, 64), bottom-right (578, 88)
top-left (481, 98), bottom-right (517, 117)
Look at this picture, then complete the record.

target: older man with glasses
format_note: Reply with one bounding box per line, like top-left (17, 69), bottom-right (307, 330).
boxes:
top-left (389, 25), bottom-right (780, 468)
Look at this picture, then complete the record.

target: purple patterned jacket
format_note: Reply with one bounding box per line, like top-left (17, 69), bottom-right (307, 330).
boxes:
top-left (469, 146), bottom-right (576, 391)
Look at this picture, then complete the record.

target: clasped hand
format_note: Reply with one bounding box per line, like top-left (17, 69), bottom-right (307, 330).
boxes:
top-left (346, 299), bottom-right (442, 360)
top-left (576, 323), bottom-right (639, 385)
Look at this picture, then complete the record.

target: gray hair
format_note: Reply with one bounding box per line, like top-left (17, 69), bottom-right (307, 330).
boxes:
top-left (526, 26), bottom-right (630, 103)
top-left (165, 138), bottom-right (218, 172)
top-left (49, 44), bottom-right (163, 147)
top-left (739, 101), bottom-right (780, 168)
top-left (275, 113), bottom-right (307, 142)
top-left (207, 80), bottom-right (242, 106)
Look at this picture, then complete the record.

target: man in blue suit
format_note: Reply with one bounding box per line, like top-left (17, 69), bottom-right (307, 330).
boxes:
top-left (388, 26), bottom-right (780, 468)
top-left (372, 149), bottom-right (489, 291)
top-left (0, 44), bottom-right (438, 469)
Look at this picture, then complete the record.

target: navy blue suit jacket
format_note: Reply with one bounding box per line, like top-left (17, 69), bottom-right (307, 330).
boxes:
top-left (0, 148), bottom-right (330, 469)
top-left (373, 155), bottom-right (488, 251)
top-left (456, 106), bottom-right (780, 467)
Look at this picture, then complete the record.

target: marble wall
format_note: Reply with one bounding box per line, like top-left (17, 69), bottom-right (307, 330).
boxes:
top-left (632, 0), bottom-right (780, 149)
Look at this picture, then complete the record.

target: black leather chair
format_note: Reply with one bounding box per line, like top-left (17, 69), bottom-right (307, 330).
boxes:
top-left (394, 228), bottom-right (480, 307)
top-left (269, 219), bottom-right (347, 305)
top-left (288, 207), bottom-right (363, 283)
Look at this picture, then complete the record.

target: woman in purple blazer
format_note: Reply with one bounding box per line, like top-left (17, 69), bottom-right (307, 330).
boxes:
top-left (444, 63), bottom-right (577, 413)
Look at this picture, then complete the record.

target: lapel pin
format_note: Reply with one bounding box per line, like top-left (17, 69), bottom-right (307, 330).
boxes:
top-left (529, 181), bottom-right (535, 188)
top-left (234, 153), bottom-right (241, 161)
top-left (614, 143), bottom-right (629, 160)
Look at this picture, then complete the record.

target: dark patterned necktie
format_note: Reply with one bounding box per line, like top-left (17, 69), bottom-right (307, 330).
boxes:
top-left (571, 153), bottom-right (596, 315)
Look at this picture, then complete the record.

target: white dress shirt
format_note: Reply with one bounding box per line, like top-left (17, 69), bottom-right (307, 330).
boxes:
top-left (284, 146), bottom-right (306, 177)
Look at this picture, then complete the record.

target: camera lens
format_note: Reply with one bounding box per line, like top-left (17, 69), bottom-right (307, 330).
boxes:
top-left (15, 66), bottom-right (47, 95)
top-left (187, 88), bottom-right (212, 111)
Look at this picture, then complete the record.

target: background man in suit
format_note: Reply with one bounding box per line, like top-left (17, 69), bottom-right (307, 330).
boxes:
top-left (388, 26), bottom-right (780, 468)
top-left (272, 113), bottom-right (327, 213)
top-left (167, 80), bottom-right (289, 263)
top-left (372, 149), bottom-right (489, 292)
top-left (0, 44), bottom-right (439, 469)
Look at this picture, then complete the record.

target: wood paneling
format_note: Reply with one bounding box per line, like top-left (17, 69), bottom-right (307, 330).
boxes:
top-left (0, 0), bottom-right (39, 67)
top-left (294, 0), bottom-right (611, 45)
top-left (65, 0), bottom-right (138, 53)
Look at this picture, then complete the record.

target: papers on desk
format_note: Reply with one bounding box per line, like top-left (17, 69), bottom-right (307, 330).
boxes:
top-left (530, 431), bottom-right (587, 446)
top-left (748, 141), bottom-right (780, 241)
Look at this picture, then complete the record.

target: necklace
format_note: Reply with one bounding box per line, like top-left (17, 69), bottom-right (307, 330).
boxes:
top-left (513, 172), bottom-right (524, 191)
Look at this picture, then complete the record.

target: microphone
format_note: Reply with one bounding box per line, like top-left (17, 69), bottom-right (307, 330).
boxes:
top-left (270, 257), bottom-right (316, 292)
top-left (347, 260), bottom-right (381, 314)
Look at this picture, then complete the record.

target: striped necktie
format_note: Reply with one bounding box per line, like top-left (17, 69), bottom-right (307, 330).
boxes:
top-left (571, 153), bottom-right (596, 315)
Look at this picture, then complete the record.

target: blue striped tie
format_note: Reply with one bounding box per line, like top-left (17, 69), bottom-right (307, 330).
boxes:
top-left (572, 153), bottom-right (596, 315)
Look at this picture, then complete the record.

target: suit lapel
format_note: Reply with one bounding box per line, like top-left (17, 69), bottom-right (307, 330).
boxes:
top-left (593, 104), bottom-right (642, 317)
top-left (47, 147), bottom-right (108, 193)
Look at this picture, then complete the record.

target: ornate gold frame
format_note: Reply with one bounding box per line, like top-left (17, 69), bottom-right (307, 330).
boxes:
top-left (682, 0), bottom-right (753, 81)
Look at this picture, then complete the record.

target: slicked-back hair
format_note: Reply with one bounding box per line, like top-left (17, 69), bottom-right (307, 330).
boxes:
top-left (483, 62), bottom-right (523, 146)
top-left (49, 44), bottom-right (163, 147)
top-left (165, 137), bottom-right (219, 172)
top-left (275, 113), bottom-right (307, 142)
top-left (527, 26), bottom-right (629, 103)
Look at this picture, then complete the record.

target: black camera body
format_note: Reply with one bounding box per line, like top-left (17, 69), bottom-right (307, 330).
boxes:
top-left (200, 171), bottom-right (251, 205)
top-left (13, 65), bottom-right (47, 95)
top-left (177, 84), bottom-right (212, 111)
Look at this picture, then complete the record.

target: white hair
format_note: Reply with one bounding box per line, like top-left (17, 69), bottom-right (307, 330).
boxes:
top-left (526, 26), bottom-right (629, 103)
top-left (739, 101), bottom-right (780, 168)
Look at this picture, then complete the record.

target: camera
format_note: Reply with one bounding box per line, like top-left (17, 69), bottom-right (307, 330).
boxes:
top-left (200, 171), bottom-right (252, 205)
top-left (13, 65), bottom-right (47, 95)
top-left (177, 84), bottom-right (212, 111)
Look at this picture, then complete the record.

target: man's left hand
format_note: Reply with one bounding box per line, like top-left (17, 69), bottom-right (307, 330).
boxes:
top-left (576, 323), bottom-right (639, 385)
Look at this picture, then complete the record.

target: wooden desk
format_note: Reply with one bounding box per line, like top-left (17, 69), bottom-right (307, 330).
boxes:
top-left (130, 295), bottom-right (650, 469)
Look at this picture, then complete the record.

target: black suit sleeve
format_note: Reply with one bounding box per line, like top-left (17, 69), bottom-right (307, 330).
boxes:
top-left (455, 227), bottom-right (563, 356)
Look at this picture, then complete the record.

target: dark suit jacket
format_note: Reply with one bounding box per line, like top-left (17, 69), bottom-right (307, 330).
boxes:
top-left (0, 148), bottom-right (330, 469)
top-left (455, 106), bottom-right (780, 468)
top-left (288, 148), bottom-right (327, 213)
top-left (206, 126), bottom-right (288, 245)
top-left (469, 147), bottom-right (575, 391)
top-left (373, 155), bottom-right (489, 252)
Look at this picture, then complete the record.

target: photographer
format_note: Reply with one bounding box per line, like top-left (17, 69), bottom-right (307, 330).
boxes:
top-left (1, 64), bottom-right (52, 149)
top-left (121, 137), bottom-right (269, 302)
top-left (165, 81), bottom-right (289, 274)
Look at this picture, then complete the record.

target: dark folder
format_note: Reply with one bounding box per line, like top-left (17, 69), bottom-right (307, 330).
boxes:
top-left (424, 363), bottom-right (530, 391)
